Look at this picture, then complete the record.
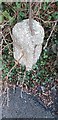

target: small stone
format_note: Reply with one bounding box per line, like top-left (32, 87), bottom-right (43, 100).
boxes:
top-left (41, 86), bottom-right (45, 92)
top-left (25, 100), bottom-right (27, 103)
top-left (12, 19), bottom-right (44, 70)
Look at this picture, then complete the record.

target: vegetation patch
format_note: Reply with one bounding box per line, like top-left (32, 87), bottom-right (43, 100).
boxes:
top-left (0, 2), bottom-right (58, 108)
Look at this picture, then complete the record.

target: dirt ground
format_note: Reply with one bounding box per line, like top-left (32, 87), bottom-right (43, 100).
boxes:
top-left (1, 86), bottom-right (55, 119)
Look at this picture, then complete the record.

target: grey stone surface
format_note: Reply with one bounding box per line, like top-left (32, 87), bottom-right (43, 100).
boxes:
top-left (0, 95), bottom-right (2, 120)
top-left (12, 19), bottom-right (44, 70)
top-left (2, 87), bottom-right (54, 118)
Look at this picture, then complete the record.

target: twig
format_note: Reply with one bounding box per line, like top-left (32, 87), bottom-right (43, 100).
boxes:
top-left (1, 42), bottom-right (13, 53)
top-left (35, 3), bottom-right (40, 16)
top-left (6, 53), bottom-right (24, 79)
top-left (8, 27), bottom-right (19, 46)
top-left (2, 32), bottom-right (12, 53)
top-left (21, 70), bottom-right (26, 98)
top-left (13, 84), bottom-right (16, 93)
top-left (34, 16), bottom-right (58, 23)
top-left (6, 86), bottom-right (9, 107)
top-left (29, 0), bottom-right (35, 36)
top-left (43, 22), bottom-right (57, 50)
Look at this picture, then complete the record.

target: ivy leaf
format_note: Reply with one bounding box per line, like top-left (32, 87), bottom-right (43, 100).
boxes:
top-left (3, 10), bottom-right (11, 20)
top-left (48, 15), bottom-right (52, 20)
top-left (16, 2), bottom-right (21, 9)
top-left (3, 10), bottom-right (15, 25)
top-left (52, 12), bottom-right (58, 20)
top-left (19, 11), bottom-right (25, 18)
top-left (43, 3), bottom-right (47, 10)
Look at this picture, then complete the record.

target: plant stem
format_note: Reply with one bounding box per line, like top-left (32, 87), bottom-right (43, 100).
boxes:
top-left (29, 0), bottom-right (34, 36)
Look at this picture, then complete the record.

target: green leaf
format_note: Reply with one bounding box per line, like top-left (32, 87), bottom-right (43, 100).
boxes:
top-left (43, 3), bottom-right (47, 10)
top-left (16, 2), bottom-right (21, 9)
top-left (52, 12), bottom-right (58, 20)
top-left (3, 10), bottom-right (11, 20)
top-left (0, 11), bottom-right (4, 23)
top-left (0, 0), bottom-right (2, 4)
top-left (0, 58), bottom-right (2, 70)
top-left (27, 76), bottom-right (30, 80)
top-left (9, 17), bottom-right (15, 25)
top-left (21, 65), bottom-right (26, 72)
top-left (48, 15), bottom-right (52, 20)
top-left (44, 0), bottom-right (50, 3)
top-left (32, 75), bottom-right (35, 79)
top-left (32, 64), bottom-right (38, 70)
top-left (31, 83), bottom-right (34, 88)
top-left (45, 77), bottom-right (49, 82)
top-left (19, 11), bottom-right (25, 18)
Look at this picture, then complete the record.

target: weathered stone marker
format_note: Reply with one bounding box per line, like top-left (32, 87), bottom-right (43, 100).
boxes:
top-left (12, 19), bottom-right (44, 71)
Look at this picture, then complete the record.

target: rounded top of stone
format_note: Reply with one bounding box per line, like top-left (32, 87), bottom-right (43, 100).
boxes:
top-left (12, 19), bottom-right (44, 44)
